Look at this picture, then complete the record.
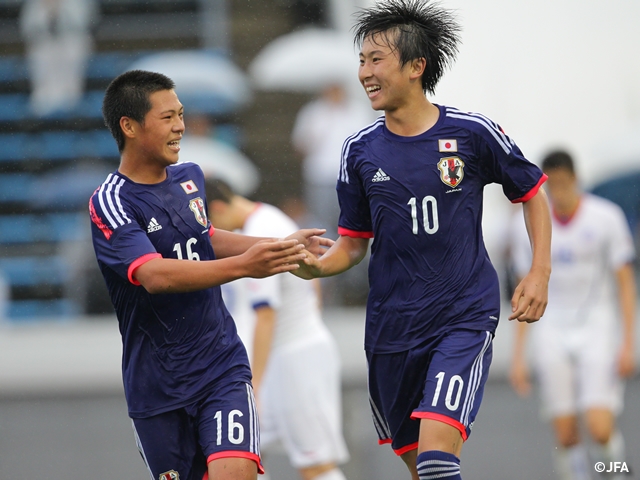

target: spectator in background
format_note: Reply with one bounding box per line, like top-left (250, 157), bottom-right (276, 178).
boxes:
top-left (20, 0), bottom-right (98, 116)
top-left (509, 150), bottom-right (636, 480)
top-left (292, 83), bottom-right (374, 236)
top-left (180, 113), bottom-right (261, 196)
top-left (292, 83), bottom-right (374, 305)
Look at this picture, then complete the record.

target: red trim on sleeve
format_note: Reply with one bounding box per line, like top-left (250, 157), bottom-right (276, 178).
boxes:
top-left (378, 438), bottom-right (393, 445)
top-left (337, 227), bottom-right (374, 238)
top-left (209, 224), bottom-right (215, 237)
top-left (393, 442), bottom-right (419, 456)
top-left (206, 451), bottom-right (264, 475)
top-left (410, 411), bottom-right (468, 441)
top-left (127, 253), bottom-right (162, 285)
top-left (511, 174), bottom-right (548, 204)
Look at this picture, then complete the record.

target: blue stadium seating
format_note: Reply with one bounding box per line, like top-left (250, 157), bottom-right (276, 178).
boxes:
top-left (0, 130), bottom-right (118, 162)
top-left (0, 213), bottom-right (88, 244)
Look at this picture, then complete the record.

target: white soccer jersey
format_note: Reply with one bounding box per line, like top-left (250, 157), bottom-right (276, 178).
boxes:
top-left (240, 203), bottom-right (327, 349)
top-left (511, 193), bottom-right (635, 329)
top-left (224, 203), bottom-right (349, 467)
top-left (511, 193), bottom-right (634, 415)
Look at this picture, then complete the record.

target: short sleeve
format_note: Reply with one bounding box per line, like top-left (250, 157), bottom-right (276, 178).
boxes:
top-left (473, 118), bottom-right (546, 203)
top-left (89, 193), bottom-right (159, 284)
top-left (246, 275), bottom-right (281, 310)
top-left (336, 141), bottom-right (373, 237)
top-left (605, 203), bottom-right (636, 269)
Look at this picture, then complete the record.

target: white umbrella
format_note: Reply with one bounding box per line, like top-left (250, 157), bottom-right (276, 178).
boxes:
top-left (248, 28), bottom-right (360, 93)
top-left (126, 50), bottom-right (253, 115)
top-left (178, 136), bottom-right (260, 196)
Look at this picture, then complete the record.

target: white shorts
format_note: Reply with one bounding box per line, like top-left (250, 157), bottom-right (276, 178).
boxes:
top-left (259, 329), bottom-right (349, 469)
top-left (530, 318), bottom-right (624, 418)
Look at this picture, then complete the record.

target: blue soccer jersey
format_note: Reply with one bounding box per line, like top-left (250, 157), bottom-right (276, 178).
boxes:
top-left (337, 105), bottom-right (546, 353)
top-left (89, 162), bottom-right (250, 418)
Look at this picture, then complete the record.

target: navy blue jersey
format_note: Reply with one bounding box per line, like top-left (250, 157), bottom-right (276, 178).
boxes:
top-left (337, 105), bottom-right (546, 354)
top-left (89, 162), bottom-right (250, 418)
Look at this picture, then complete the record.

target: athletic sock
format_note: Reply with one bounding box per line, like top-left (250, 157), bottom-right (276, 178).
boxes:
top-left (312, 468), bottom-right (347, 480)
top-left (590, 429), bottom-right (625, 465)
top-left (590, 430), bottom-right (627, 479)
top-left (416, 450), bottom-right (462, 480)
top-left (554, 444), bottom-right (591, 480)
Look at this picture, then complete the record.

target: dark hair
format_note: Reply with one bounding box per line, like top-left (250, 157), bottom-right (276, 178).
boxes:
top-left (204, 177), bottom-right (235, 204)
top-left (102, 70), bottom-right (175, 152)
top-left (353, 0), bottom-right (460, 95)
top-left (541, 150), bottom-right (575, 174)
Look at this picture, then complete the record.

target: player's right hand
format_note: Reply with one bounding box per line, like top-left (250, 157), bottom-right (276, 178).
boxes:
top-left (242, 238), bottom-right (307, 278)
top-left (289, 249), bottom-right (323, 280)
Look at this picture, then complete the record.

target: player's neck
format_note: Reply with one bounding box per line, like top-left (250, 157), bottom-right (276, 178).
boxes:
top-left (553, 195), bottom-right (581, 223)
top-left (236, 196), bottom-right (259, 229)
top-left (384, 96), bottom-right (439, 137)
top-left (118, 153), bottom-right (169, 184)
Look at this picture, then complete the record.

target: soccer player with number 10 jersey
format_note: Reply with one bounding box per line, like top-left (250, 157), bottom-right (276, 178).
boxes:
top-left (293, 2), bottom-right (552, 479)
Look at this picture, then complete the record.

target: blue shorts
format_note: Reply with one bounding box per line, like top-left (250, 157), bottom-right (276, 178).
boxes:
top-left (367, 329), bottom-right (493, 455)
top-left (132, 374), bottom-right (262, 480)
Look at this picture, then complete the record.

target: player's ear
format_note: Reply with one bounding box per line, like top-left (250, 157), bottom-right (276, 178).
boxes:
top-left (409, 57), bottom-right (427, 79)
top-left (120, 116), bottom-right (137, 140)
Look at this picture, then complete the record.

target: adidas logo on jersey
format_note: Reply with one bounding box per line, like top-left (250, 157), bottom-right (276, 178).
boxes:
top-left (147, 217), bottom-right (162, 233)
top-left (372, 168), bottom-right (390, 182)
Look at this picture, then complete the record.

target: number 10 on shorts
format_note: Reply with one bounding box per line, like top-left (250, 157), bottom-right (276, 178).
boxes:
top-left (431, 371), bottom-right (464, 411)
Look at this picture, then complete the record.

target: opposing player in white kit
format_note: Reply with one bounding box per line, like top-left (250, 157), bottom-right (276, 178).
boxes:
top-left (509, 150), bottom-right (636, 480)
top-left (206, 179), bottom-right (350, 480)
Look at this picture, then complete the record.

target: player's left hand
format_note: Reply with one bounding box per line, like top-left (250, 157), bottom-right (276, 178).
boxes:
top-left (618, 341), bottom-right (635, 377)
top-left (286, 228), bottom-right (334, 258)
top-left (509, 268), bottom-right (549, 323)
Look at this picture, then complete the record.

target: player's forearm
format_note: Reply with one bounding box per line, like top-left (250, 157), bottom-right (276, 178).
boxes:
top-left (251, 307), bottom-right (276, 390)
top-left (313, 235), bottom-right (369, 277)
top-left (522, 189), bottom-right (552, 277)
top-left (616, 263), bottom-right (637, 347)
top-left (134, 256), bottom-right (254, 294)
top-left (211, 229), bottom-right (269, 259)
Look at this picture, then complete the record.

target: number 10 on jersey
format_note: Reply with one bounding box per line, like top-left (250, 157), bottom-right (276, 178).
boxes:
top-left (408, 196), bottom-right (439, 235)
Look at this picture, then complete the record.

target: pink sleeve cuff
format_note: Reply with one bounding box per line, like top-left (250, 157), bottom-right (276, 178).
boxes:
top-left (337, 227), bottom-right (374, 238)
top-left (209, 224), bottom-right (215, 237)
top-left (127, 253), bottom-right (162, 285)
top-left (511, 174), bottom-right (548, 204)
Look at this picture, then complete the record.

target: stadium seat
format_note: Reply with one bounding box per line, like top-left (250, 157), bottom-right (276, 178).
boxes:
top-left (0, 213), bottom-right (88, 244)
top-left (8, 299), bottom-right (81, 319)
top-left (0, 256), bottom-right (71, 286)
top-left (0, 130), bottom-right (118, 162)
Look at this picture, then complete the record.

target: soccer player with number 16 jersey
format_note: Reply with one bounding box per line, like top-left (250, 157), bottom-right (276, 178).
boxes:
top-left (293, 2), bottom-right (552, 479)
top-left (89, 70), bottom-right (330, 480)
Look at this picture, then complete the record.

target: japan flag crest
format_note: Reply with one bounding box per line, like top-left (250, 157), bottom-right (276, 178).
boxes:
top-left (437, 156), bottom-right (465, 188)
top-left (189, 197), bottom-right (208, 227)
top-left (159, 470), bottom-right (180, 480)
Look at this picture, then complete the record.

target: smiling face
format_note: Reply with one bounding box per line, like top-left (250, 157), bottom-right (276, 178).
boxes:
top-left (134, 89), bottom-right (185, 167)
top-left (358, 31), bottom-right (420, 112)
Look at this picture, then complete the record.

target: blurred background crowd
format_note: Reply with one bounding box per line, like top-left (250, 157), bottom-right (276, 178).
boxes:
top-left (0, 0), bottom-right (638, 319)
top-left (0, 0), bottom-right (639, 478)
